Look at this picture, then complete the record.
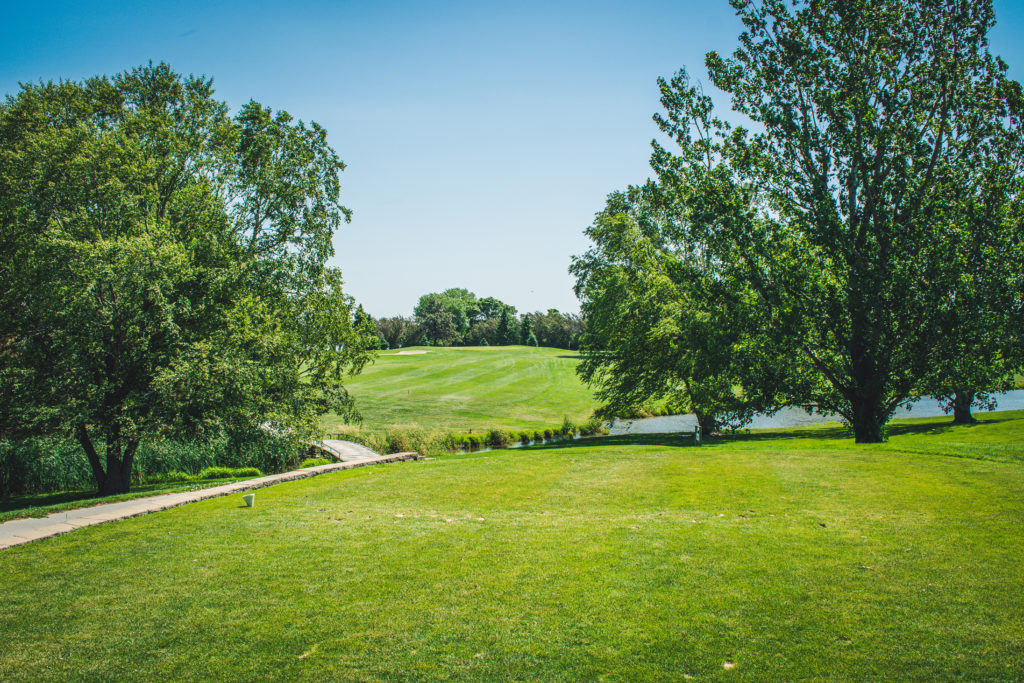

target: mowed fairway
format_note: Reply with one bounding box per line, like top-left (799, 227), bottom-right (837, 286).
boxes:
top-left (322, 346), bottom-right (597, 431)
top-left (2, 414), bottom-right (1024, 680)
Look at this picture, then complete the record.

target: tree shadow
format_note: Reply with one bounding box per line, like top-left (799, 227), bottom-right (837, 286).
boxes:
top-left (0, 489), bottom-right (102, 514)
top-left (515, 415), bottom-right (1012, 452)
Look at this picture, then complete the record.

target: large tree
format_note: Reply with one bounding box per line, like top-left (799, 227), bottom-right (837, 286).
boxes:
top-left (413, 288), bottom-right (480, 345)
top-left (923, 83), bottom-right (1024, 423)
top-left (651, 0), bottom-right (1021, 441)
top-left (0, 64), bottom-right (375, 493)
top-left (522, 309), bottom-right (585, 350)
top-left (573, 182), bottom-right (782, 431)
top-left (414, 295), bottom-right (461, 346)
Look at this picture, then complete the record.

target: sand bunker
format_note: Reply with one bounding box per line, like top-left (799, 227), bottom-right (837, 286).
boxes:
top-left (394, 350), bottom-right (430, 355)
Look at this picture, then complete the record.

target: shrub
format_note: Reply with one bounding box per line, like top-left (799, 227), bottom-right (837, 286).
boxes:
top-left (465, 434), bottom-right (485, 451)
top-left (405, 429), bottom-right (434, 455)
top-left (384, 428), bottom-right (411, 454)
top-left (0, 431), bottom-right (296, 497)
top-left (439, 432), bottom-right (465, 452)
top-left (559, 417), bottom-right (577, 438)
top-left (0, 437), bottom-right (92, 496)
top-left (300, 458), bottom-right (331, 468)
top-left (543, 429), bottom-right (553, 441)
top-left (196, 466), bottom-right (263, 480)
top-left (487, 429), bottom-right (511, 448)
top-left (579, 417), bottom-right (607, 436)
top-left (519, 431), bottom-right (532, 444)
top-left (533, 430), bottom-right (544, 442)
top-left (217, 431), bottom-right (300, 473)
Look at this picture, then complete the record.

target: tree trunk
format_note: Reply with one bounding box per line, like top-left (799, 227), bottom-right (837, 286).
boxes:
top-left (76, 423), bottom-right (107, 493)
top-left (850, 394), bottom-right (887, 443)
top-left (847, 315), bottom-right (888, 443)
top-left (98, 425), bottom-right (137, 495)
top-left (951, 388), bottom-right (977, 424)
top-left (695, 411), bottom-right (718, 435)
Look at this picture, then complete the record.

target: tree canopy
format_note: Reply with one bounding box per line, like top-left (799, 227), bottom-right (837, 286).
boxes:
top-left (0, 63), bottom-right (375, 493)
top-left (572, 182), bottom-right (782, 430)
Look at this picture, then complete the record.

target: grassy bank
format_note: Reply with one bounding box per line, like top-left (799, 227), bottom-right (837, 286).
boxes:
top-left (2, 412), bottom-right (1023, 680)
top-left (322, 346), bottom-right (597, 432)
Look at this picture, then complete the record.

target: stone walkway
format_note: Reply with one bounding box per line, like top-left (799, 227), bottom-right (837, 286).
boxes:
top-left (0, 451), bottom-right (419, 550)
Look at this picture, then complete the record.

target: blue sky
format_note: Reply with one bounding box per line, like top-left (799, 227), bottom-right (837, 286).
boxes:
top-left (3, 1), bottom-right (1023, 317)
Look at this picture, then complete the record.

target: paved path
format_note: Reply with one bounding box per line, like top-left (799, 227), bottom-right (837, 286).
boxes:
top-left (0, 449), bottom-right (419, 551)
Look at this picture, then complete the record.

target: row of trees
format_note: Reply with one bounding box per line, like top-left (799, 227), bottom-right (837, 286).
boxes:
top-left (1, 64), bottom-right (377, 493)
top-left (366, 288), bottom-right (584, 349)
top-left (573, 0), bottom-right (1024, 441)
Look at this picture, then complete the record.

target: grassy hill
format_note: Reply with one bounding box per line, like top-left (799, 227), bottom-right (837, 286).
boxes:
top-left (2, 412), bottom-right (1023, 680)
top-left (322, 346), bottom-right (598, 432)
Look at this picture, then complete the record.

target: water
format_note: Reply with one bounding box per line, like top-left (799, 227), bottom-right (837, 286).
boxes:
top-left (456, 433), bottom-right (581, 455)
top-left (608, 389), bottom-right (1024, 436)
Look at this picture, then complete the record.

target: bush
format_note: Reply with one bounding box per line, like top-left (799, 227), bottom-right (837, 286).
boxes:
top-left (384, 428), bottom-right (411, 454)
top-left (579, 417), bottom-right (607, 436)
top-left (0, 430), bottom-right (298, 497)
top-left (487, 429), bottom-right (512, 448)
top-left (405, 429), bottom-right (435, 455)
top-left (519, 431), bottom-right (532, 444)
top-left (533, 430), bottom-right (544, 442)
top-left (216, 431), bottom-right (300, 473)
top-left (197, 466), bottom-right (263, 480)
top-left (439, 433), bottom-right (464, 452)
top-left (543, 429), bottom-right (553, 441)
top-left (300, 457), bottom-right (331, 468)
top-left (0, 437), bottom-right (92, 496)
top-left (465, 434), bottom-right (485, 451)
top-left (559, 417), bottom-right (577, 438)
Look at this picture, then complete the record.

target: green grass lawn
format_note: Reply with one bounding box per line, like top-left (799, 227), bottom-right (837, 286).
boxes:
top-left (2, 412), bottom-right (1023, 680)
top-left (323, 345), bottom-right (598, 432)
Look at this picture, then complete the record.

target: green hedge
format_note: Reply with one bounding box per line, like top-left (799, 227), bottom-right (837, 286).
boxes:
top-left (300, 458), bottom-right (331, 469)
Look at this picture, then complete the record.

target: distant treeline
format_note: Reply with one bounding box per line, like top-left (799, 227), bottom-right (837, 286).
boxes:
top-left (360, 288), bottom-right (584, 349)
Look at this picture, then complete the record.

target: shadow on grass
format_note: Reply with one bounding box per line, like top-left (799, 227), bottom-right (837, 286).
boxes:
top-left (0, 477), bottom-right (257, 521)
top-left (1, 486), bottom-right (136, 514)
top-left (516, 415), bottom-right (1011, 453)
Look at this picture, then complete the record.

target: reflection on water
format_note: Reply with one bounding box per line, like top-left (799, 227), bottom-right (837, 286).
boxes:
top-left (608, 390), bottom-right (1024, 436)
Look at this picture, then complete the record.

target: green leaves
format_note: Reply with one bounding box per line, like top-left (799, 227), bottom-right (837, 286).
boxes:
top-left (0, 63), bottom-right (372, 491)
top-left (645, 0), bottom-right (1022, 441)
top-left (572, 182), bottom-right (771, 429)
top-left (577, 0), bottom-right (1022, 441)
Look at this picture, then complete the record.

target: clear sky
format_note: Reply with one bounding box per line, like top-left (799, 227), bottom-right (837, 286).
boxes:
top-left (3, 1), bottom-right (1023, 317)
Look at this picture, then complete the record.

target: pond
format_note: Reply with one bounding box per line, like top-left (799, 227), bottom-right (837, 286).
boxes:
top-left (608, 389), bottom-right (1024, 436)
